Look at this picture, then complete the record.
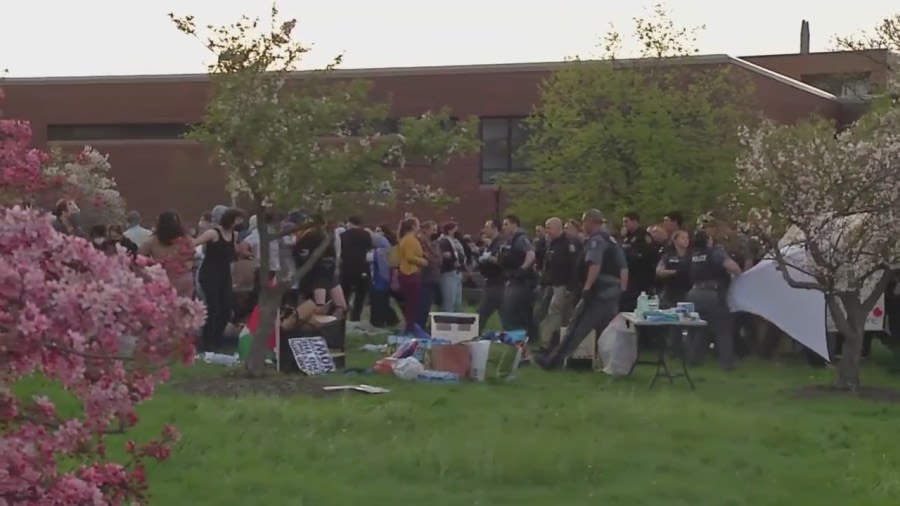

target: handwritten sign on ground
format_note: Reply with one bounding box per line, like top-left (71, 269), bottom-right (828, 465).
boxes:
top-left (287, 337), bottom-right (336, 376)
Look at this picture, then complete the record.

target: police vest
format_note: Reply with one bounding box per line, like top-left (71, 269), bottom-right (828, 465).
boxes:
top-left (689, 246), bottom-right (727, 283)
top-left (499, 231), bottom-right (527, 271)
top-left (576, 232), bottom-right (623, 283)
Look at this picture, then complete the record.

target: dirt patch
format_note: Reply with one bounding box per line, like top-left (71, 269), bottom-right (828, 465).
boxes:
top-left (792, 384), bottom-right (900, 404)
top-left (174, 372), bottom-right (344, 398)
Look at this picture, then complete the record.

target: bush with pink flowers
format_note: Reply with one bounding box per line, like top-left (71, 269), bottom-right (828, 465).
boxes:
top-left (1, 94), bottom-right (206, 504)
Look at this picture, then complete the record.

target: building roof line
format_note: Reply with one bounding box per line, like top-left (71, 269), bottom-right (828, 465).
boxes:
top-left (727, 56), bottom-right (836, 99)
top-left (2, 53), bottom-right (836, 100)
top-left (740, 48), bottom-right (890, 59)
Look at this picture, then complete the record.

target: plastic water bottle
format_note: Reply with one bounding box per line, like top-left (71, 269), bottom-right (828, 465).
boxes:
top-left (648, 294), bottom-right (660, 312)
top-left (636, 291), bottom-right (649, 318)
top-left (201, 352), bottom-right (240, 367)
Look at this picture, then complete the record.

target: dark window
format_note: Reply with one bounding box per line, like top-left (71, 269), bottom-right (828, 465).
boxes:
top-left (47, 123), bottom-right (190, 141)
top-left (379, 119), bottom-right (400, 134)
top-left (480, 116), bottom-right (529, 183)
top-left (800, 72), bottom-right (872, 98)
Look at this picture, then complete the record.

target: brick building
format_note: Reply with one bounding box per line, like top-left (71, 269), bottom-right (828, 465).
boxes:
top-left (1, 50), bottom-right (891, 232)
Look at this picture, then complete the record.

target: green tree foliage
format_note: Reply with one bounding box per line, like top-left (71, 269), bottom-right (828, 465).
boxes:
top-left (171, 5), bottom-right (477, 374)
top-left (508, 4), bottom-right (755, 226)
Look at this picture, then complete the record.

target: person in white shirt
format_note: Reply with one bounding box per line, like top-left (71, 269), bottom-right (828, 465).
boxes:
top-left (241, 214), bottom-right (281, 305)
top-left (123, 211), bottom-right (152, 248)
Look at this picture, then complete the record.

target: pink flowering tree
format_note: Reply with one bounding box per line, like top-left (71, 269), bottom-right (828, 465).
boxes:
top-left (1, 94), bottom-right (206, 503)
top-left (170, 5), bottom-right (478, 375)
top-left (735, 102), bottom-right (900, 390)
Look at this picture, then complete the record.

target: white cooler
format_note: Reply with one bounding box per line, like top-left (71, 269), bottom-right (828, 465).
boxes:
top-left (429, 312), bottom-right (479, 343)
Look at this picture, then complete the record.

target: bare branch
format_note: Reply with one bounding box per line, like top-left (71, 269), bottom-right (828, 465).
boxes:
top-left (769, 244), bottom-right (823, 291)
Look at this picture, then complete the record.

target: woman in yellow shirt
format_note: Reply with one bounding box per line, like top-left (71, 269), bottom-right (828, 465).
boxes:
top-left (396, 217), bottom-right (428, 332)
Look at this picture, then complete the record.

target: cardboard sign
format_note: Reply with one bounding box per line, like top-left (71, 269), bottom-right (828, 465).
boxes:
top-left (287, 337), bottom-right (336, 375)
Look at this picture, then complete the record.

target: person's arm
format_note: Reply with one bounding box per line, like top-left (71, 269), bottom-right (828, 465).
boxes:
top-left (716, 248), bottom-right (743, 276)
top-left (192, 228), bottom-right (217, 247)
top-left (518, 235), bottom-right (535, 270)
top-left (614, 245), bottom-right (629, 291)
top-left (237, 234), bottom-right (255, 259)
top-left (400, 235), bottom-right (427, 266)
top-left (656, 255), bottom-right (676, 277)
top-left (582, 239), bottom-right (608, 293)
top-left (724, 257), bottom-right (743, 276)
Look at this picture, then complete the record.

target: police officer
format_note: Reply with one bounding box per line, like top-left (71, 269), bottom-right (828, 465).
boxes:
top-left (686, 230), bottom-right (743, 370)
top-left (498, 214), bottom-right (537, 338)
top-left (476, 219), bottom-right (506, 334)
top-left (537, 217), bottom-right (578, 349)
top-left (537, 209), bottom-right (627, 370)
top-left (620, 212), bottom-right (658, 312)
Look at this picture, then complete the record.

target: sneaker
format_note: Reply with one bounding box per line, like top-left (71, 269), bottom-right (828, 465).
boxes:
top-left (535, 355), bottom-right (556, 370)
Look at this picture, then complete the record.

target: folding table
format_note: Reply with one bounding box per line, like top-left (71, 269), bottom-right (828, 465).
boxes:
top-left (621, 312), bottom-right (707, 390)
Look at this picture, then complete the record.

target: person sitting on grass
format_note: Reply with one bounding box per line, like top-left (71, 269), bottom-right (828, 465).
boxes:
top-left (280, 299), bottom-right (337, 332)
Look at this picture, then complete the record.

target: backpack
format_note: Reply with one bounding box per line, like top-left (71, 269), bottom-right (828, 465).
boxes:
top-left (387, 245), bottom-right (401, 268)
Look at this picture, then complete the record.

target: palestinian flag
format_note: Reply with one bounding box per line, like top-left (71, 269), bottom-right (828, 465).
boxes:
top-left (238, 279), bottom-right (280, 361)
top-left (238, 304), bottom-right (280, 361)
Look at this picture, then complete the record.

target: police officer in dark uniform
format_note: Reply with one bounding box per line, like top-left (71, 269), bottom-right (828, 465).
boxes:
top-left (686, 230), bottom-right (743, 370)
top-left (537, 209), bottom-right (627, 370)
top-left (476, 219), bottom-right (506, 334)
top-left (498, 214), bottom-right (537, 338)
top-left (620, 212), bottom-right (659, 311)
top-left (537, 217), bottom-right (579, 349)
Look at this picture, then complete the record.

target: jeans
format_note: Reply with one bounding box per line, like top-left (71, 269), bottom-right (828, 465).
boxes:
top-left (439, 271), bottom-right (463, 313)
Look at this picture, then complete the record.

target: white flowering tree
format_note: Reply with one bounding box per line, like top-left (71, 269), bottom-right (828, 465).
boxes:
top-left (43, 146), bottom-right (126, 227)
top-left (171, 6), bottom-right (477, 375)
top-left (736, 103), bottom-right (900, 390)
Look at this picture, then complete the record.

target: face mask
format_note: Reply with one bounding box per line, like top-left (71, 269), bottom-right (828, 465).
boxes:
top-left (93, 238), bottom-right (106, 245)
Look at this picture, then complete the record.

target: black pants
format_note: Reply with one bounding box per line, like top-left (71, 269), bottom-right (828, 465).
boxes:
top-left (369, 290), bottom-right (399, 328)
top-left (199, 265), bottom-right (233, 351)
top-left (340, 270), bottom-right (370, 322)
top-left (477, 282), bottom-right (505, 335)
top-left (687, 287), bottom-right (735, 370)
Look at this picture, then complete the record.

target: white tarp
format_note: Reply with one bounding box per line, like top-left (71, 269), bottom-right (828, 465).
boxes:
top-left (727, 246), bottom-right (830, 361)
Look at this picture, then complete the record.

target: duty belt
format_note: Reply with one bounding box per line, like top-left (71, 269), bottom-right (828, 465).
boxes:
top-left (694, 280), bottom-right (723, 290)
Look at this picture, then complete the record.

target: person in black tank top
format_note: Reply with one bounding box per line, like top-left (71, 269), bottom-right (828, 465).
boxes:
top-left (195, 208), bottom-right (245, 351)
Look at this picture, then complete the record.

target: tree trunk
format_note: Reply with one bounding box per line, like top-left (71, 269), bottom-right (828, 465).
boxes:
top-left (245, 212), bottom-right (277, 376)
top-left (242, 218), bottom-right (332, 376)
top-left (829, 294), bottom-right (867, 392)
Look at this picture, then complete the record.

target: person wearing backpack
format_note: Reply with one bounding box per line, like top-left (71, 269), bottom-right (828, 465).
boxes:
top-left (369, 228), bottom-right (400, 328)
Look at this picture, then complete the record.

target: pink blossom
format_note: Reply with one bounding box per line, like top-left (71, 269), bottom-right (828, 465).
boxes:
top-left (1, 89), bottom-right (205, 504)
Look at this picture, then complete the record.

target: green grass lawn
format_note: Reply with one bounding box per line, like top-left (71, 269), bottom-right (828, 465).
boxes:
top-left (14, 313), bottom-right (900, 506)
top-left (97, 335), bottom-right (900, 506)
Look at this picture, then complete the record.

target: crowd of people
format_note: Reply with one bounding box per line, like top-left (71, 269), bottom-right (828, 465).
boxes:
top-left (41, 195), bottom-right (780, 371)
